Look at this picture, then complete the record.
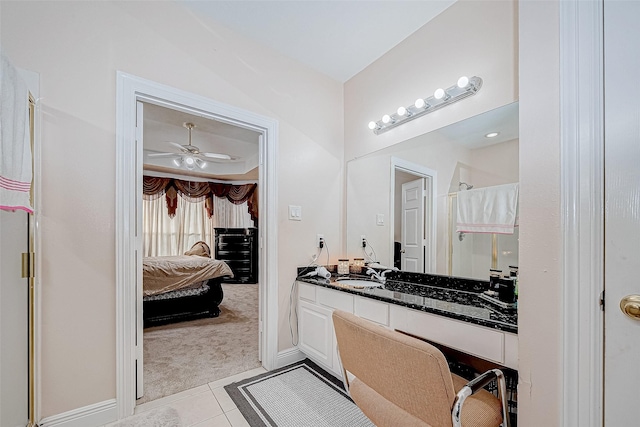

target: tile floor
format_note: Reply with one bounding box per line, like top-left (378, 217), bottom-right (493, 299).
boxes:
top-left (104, 366), bottom-right (267, 427)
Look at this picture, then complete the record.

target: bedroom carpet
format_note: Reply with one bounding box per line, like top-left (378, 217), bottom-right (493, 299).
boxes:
top-left (139, 283), bottom-right (260, 404)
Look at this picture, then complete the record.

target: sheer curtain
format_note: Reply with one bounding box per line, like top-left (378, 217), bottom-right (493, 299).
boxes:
top-left (212, 196), bottom-right (254, 229)
top-left (143, 195), bottom-right (254, 257)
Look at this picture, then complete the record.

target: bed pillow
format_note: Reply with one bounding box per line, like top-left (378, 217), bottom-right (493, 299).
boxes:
top-left (184, 241), bottom-right (211, 258)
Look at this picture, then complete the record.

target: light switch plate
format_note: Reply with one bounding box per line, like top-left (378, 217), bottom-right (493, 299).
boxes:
top-left (376, 213), bottom-right (384, 226)
top-left (289, 205), bottom-right (302, 221)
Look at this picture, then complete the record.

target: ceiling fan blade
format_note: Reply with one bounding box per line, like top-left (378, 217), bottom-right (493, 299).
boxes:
top-left (202, 152), bottom-right (232, 160)
top-left (148, 152), bottom-right (179, 158)
top-left (169, 141), bottom-right (187, 151)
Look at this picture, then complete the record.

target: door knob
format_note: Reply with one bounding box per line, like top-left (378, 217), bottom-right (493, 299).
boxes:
top-left (620, 295), bottom-right (640, 320)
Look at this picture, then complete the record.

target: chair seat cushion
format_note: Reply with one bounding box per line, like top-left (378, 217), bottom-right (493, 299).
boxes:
top-left (451, 374), bottom-right (503, 427)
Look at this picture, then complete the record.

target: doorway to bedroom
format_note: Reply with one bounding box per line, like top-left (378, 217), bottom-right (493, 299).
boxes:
top-left (136, 101), bottom-right (262, 404)
top-left (116, 73), bottom-right (280, 418)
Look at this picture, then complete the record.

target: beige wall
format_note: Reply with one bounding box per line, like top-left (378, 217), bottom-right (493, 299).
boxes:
top-left (344, 0), bottom-right (518, 161)
top-left (467, 139), bottom-right (519, 189)
top-left (518, 0), bottom-right (562, 425)
top-left (0, 0), bottom-right (343, 418)
top-left (0, 0), bottom-right (566, 423)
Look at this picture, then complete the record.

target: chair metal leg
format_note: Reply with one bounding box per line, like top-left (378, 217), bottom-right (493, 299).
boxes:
top-left (452, 368), bottom-right (510, 427)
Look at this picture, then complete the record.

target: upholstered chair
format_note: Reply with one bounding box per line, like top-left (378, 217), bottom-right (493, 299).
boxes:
top-left (332, 310), bottom-right (509, 427)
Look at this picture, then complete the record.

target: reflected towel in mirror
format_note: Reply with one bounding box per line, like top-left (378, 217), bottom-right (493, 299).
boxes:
top-left (456, 183), bottom-right (519, 234)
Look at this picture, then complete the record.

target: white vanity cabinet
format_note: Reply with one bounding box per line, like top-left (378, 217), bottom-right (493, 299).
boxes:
top-left (297, 282), bottom-right (353, 376)
top-left (296, 281), bottom-right (518, 378)
top-left (389, 305), bottom-right (518, 369)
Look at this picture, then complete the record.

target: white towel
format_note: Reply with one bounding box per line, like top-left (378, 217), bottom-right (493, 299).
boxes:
top-left (456, 183), bottom-right (519, 234)
top-left (0, 52), bottom-right (32, 213)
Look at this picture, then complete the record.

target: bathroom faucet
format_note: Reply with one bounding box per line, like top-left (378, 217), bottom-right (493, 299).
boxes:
top-left (366, 268), bottom-right (393, 284)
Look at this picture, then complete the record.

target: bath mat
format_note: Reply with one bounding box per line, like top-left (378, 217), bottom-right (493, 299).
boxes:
top-left (224, 359), bottom-right (374, 427)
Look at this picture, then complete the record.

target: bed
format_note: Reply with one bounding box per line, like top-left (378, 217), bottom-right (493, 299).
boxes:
top-left (143, 241), bottom-right (234, 327)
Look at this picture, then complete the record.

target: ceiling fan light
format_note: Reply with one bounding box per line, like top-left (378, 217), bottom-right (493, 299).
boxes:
top-left (184, 156), bottom-right (196, 169)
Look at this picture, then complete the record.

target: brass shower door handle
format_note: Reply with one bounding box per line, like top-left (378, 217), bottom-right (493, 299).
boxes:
top-left (620, 295), bottom-right (640, 320)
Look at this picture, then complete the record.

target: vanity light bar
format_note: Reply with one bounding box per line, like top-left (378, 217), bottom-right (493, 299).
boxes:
top-left (368, 76), bottom-right (483, 135)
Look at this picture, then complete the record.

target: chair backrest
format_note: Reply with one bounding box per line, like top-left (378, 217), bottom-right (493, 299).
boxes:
top-left (332, 310), bottom-right (457, 427)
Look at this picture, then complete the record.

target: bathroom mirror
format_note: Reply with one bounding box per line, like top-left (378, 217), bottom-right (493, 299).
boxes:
top-left (346, 102), bottom-right (519, 280)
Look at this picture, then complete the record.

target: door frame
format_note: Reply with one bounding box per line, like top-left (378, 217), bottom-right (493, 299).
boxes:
top-left (21, 69), bottom-right (42, 426)
top-left (559, 0), bottom-right (604, 425)
top-left (389, 157), bottom-right (436, 273)
top-left (115, 72), bottom-right (279, 418)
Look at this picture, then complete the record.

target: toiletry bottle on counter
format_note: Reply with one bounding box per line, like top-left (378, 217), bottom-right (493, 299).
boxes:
top-left (337, 259), bottom-right (350, 275)
top-left (488, 269), bottom-right (502, 296)
top-left (509, 266), bottom-right (519, 302)
top-left (498, 277), bottom-right (516, 303)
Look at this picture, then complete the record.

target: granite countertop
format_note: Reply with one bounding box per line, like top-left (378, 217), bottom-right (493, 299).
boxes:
top-left (297, 271), bottom-right (518, 334)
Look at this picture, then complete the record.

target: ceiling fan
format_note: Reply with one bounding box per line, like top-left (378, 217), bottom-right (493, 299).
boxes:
top-left (147, 122), bottom-right (233, 170)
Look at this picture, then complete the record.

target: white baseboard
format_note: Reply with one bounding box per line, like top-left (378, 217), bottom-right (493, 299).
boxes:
top-left (39, 399), bottom-right (117, 427)
top-left (276, 347), bottom-right (305, 368)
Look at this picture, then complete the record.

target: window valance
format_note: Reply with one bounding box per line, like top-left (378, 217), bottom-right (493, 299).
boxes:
top-left (142, 176), bottom-right (258, 222)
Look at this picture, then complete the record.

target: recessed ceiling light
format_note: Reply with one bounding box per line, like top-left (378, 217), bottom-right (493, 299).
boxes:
top-left (485, 132), bottom-right (500, 138)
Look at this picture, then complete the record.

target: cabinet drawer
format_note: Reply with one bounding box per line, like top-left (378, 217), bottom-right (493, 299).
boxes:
top-left (354, 296), bottom-right (389, 326)
top-left (298, 282), bottom-right (316, 302)
top-left (216, 250), bottom-right (251, 259)
top-left (504, 332), bottom-right (518, 370)
top-left (403, 309), bottom-right (505, 365)
top-left (317, 287), bottom-right (353, 312)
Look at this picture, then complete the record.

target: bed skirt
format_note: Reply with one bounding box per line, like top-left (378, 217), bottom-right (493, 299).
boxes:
top-left (143, 277), bottom-right (224, 327)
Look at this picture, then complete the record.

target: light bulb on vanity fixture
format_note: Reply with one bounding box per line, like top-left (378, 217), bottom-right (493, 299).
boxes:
top-left (433, 88), bottom-right (448, 100)
top-left (457, 76), bottom-right (470, 89)
top-left (414, 98), bottom-right (427, 109)
top-left (368, 75), bottom-right (482, 135)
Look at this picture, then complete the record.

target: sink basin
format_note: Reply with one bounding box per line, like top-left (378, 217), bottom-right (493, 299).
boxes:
top-left (335, 279), bottom-right (382, 289)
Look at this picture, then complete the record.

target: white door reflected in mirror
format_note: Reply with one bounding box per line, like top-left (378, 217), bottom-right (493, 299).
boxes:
top-left (401, 178), bottom-right (425, 272)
